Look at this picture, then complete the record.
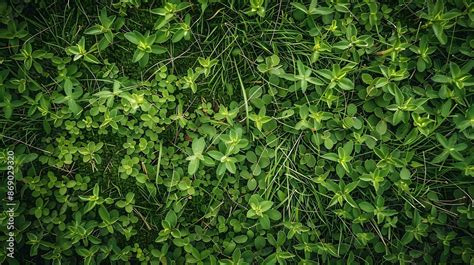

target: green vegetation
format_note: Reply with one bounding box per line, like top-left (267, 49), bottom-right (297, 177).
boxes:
top-left (0, 0), bottom-right (473, 264)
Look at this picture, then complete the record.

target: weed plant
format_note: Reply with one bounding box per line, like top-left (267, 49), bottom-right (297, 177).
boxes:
top-left (0, 0), bottom-right (473, 264)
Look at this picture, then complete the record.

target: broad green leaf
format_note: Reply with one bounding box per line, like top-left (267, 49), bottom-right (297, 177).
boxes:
top-left (359, 202), bottom-right (374, 212)
top-left (84, 54), bottom-right (101, 64)
top-left (165, 210), bottom-right (177, 228)
top-left (124, 32), bottom-right (140, 45)
top-left (192, 137), bottom-right (206, 155)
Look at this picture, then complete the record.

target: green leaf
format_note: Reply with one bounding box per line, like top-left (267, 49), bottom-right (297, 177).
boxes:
top-left (267, 209), bottom-right (281, 220)
top-left (259, 215), bottom-right (271, 230)
top-left (291, 3), bottom-right (308, 13)
top-left (435, 133), bottom-right (449, 148)
top-left (98, 206), bottom-right (110, 221)
top-left (225, 161), bottom-right (236, 174)
top-left (84, 25), bottom-right (102, 35)
top-left (247, 178), bottom-right (257, 191)
top-left (165, 210), bottom-right (177, 228)
top-left (338, 78), bottom-right (354, 90)
top-left (322, 153), bottom-right (338, 162)
top-left (124, 31), bottom-right (140, 45)
top-left (67, 99), bottom-right (81, 114)
top-left (345, 181), bottom-right (359, 193)
top-left (401, 232), bottom-right (414, 245)
top-left (208, 150), bottom-right (224, 160)
top-left (400, 167), bottom-right (411, 180)
top-left (432, 23), bottom-right (447, 45)
top-left (84, 54), bottom-right (101, 64)
top-left (233, 235), bottom-right (248, 244)
top-left (314, 7), bottom-right (333, 15)
top-left (322, 180), bottom-right (339, 193)
top-left (192, 137), bottom-right (206, 155)
top-left (376, 120), bottom-right (387, 135)
top-left (188, 159), bottom-right (199, 175)
top-left (260, 201), bottom-right (273, 212)
top-left (93, 183), bottom-right (100, 197)
top-left (132, 49), bottom-right (145, 63)
top-left (359, 202), bottom-right (374, 212)
top-left (151, 45), bottom-right (167, 54)
top-left (432, 74), bottom-right (451, 83)
top-left (66, 46), bottom-right (80, 55)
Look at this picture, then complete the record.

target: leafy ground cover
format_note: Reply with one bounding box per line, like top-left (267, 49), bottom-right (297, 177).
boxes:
top-left (0, 0), bottom-right (473, 264)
